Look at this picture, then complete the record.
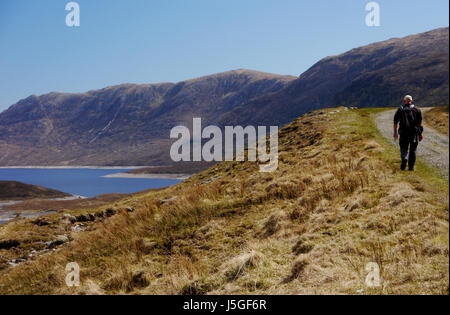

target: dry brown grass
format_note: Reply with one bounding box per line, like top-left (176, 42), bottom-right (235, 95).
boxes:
top-left (424, 105), bottom-right (449, 136)
top-left (0, 107), bottom-right (448, 295)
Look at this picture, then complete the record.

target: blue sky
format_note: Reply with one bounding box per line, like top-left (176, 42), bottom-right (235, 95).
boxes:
top-left (0, 0), bottom-right (448, 111)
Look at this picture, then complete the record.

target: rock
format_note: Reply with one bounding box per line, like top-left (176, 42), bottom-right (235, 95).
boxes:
top-left (290, 255), bottom-right (310, 279)
top-left (130, 271), bottom-right (149, 289)
top-left (159, 196), bottom-right (177, 205)
top-left (265, 183), bottom-right (279, 193)
top-left (0, 239), bottom-right (20, 250)
top-left (306, 111), bottom-right (325, 117)
top-left (105, 208), bottom-right (117, 217)
top-left (75, 214), bottom-right (86, 222)
top-left (200, 176), bottom-right (220, 185)
top-left (32, 218), bottom-right (51, 226)
top-left (7, 258), bottom-right (26, 267)
top-left (345, 201), bottom-right (360, 212)
top-left (46, 235), bottom-right (69, 249)
top-left (179, 280), bottom-right (215, 295)
top-left (292, 239), bottom-right (314, 255)
top-left (55, 235), bottom-right (69, 244)
top-left (263, 212), bottom-right (283, 237)
top-left (125, 206), bottom-right (134, 213)
top-left (141, 239), bottom-right (158, 254)
top-left (71, 223), bottom-right (86, 232)
top-left (61, 214), bottom-right (76, 224)
top-left (76, 213), bottom-right (95, 222)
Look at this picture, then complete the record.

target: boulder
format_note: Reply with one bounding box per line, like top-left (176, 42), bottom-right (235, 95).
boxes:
top-left (46, 235), bottom-right (69, 249)
top-left (76, 213), bottom-right (95, 222)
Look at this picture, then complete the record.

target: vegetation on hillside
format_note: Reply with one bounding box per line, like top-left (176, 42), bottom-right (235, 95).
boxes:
top-left (0, 108), bottom-right (448, 295)
top-left (0, 181), bottom-right (70, 201)
top-left (126, 162), bottom-right (216, 176)
top-left (424, 105), bottom-right (449, 136)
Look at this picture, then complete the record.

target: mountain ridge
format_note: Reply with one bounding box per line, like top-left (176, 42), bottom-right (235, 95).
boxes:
top-left (220, 27), bottom-right (449, 126)
top-left (0, 70), bottom-right (295, 166)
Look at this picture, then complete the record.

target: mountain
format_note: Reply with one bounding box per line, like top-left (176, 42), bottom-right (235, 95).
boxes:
top-left (0, 181), bottom-right (70, 200)
top-left (0, 70), bottom-right (295, 166)
top-left (221, 27), bottom-right (449, 126)
top-left (0, 28), bottom-right (448, 166)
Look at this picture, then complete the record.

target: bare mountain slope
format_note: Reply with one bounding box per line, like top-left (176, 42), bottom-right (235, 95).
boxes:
top-left (221, 27), bottom-right (449, 126)
top-left (0, 70), bottom-right (294, 166)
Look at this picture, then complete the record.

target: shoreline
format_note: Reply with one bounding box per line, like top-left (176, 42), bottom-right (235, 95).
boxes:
top-left (0, 195), bottom-right (86, 209)
top-left (0, 209), bottom-right (59, 225)
top-left (102, 172), bottom-right (191, 180)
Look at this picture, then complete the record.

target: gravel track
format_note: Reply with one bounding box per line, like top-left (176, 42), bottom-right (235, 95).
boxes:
top-left (375, 108), bottom-right (449, 179)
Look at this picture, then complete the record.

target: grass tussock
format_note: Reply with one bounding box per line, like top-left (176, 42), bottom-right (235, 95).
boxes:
top-left (0, 107), bottom-right (448, 295)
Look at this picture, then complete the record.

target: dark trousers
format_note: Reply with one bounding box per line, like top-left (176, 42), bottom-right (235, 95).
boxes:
top-left (399, 136), bottom-right (418, 170)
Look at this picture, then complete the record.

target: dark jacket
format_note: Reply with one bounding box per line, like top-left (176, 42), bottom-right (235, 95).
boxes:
top-left (394, 104), bottom-right (423, 138)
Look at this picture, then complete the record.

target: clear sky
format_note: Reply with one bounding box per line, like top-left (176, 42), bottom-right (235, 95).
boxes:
top-left (0, 0), bottom-right (448, 111)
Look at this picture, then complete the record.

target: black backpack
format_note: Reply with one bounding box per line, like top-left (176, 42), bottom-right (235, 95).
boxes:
top-left (400, 106), bottom-right (420, 136)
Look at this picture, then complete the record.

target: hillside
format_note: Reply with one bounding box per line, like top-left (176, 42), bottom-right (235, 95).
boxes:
top-left (0, 181), bottom-right (70, 201)
top-left (221, 27), bottom-right (449, 126)
top-left (0, 108), bottom-right (447, 294)
top-left (0, 28), bottom-right (448, 168)
top-left (0, 70), bottom-right (295, 166)
top-left (424, 105), bottom-right (449, 136)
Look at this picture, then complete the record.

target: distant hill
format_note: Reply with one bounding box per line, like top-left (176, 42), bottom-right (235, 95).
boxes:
top-left (0, 70), bottom-right (295, 166)
top-left (0, 28), bottom-right (448, 167)
top-left (0, 181), bottom-right (70, 200)
top-left (221, 27), bottom-right (449, 126)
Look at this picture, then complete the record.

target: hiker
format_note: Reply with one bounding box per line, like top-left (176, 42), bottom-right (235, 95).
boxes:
top-left (393, 95), bottom-right (423, 171)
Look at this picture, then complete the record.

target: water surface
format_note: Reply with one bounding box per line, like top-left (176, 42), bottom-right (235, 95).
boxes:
top-left (0, 168), bottom-right (180, 198)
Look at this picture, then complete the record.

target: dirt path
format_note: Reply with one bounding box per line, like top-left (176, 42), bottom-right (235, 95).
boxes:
top-left (375, 109), bottom-right (449, 179)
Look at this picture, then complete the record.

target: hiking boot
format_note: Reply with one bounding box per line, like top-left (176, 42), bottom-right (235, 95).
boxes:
top-left (408, 168), bottom-right (414, 171)
top-left (401, 159), bottom-right (407, 170)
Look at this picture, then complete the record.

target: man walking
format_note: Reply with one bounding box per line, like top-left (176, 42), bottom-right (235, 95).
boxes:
top-left (393, 95), bottom-right (423, 171)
